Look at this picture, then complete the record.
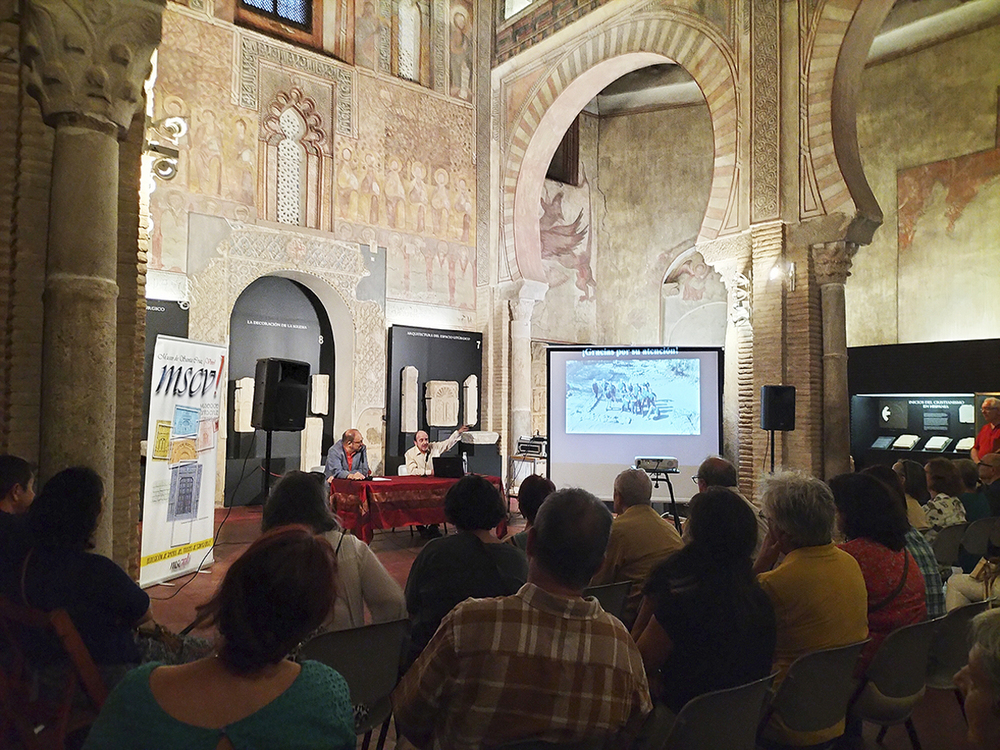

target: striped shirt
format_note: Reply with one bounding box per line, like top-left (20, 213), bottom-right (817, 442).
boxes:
top-left (392, 583), bottom-right (651, 750)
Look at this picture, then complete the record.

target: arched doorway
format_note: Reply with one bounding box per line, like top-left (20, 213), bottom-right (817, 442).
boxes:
top-left (226, 275), bottom-right (335, 505)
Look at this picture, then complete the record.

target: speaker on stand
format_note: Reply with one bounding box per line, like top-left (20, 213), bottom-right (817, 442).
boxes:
top-left (761, 385), bottom-right (796, 473)
top-left (251, 358), bottom-right (310, 501)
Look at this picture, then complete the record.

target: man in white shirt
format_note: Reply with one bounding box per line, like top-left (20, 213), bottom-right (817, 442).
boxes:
top-left (405, 425), bottom-right (469, 476)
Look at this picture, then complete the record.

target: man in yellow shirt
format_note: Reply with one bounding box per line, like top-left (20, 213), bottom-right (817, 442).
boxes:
top-left (754, 471), bottom-right (868, 746)
top-left (590, 468), bottom-right (683, 629)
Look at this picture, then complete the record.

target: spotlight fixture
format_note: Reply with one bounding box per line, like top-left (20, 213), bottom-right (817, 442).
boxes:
top-left (769, 260), bottom-right (796, 292)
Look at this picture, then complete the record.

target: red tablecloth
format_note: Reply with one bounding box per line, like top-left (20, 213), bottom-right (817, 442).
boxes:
top-left (330, 475), bottom-right (505, 544)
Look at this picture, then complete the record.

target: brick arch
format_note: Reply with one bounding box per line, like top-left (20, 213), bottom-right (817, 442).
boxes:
top-left (502, 12), bottom-right (738, 284)
top-left (802, 0), bottom-right (894, 241)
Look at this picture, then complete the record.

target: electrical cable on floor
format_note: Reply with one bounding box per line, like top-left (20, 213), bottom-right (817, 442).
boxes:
top-left (149, 432), bottom-right (258, 602)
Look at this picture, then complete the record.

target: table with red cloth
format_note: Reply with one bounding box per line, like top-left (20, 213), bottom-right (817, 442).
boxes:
top-left (330, 475), bottom-right (505, 544)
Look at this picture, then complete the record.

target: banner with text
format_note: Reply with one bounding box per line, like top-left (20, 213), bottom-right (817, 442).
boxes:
top-left (140, 335), bottom-right (226, 588)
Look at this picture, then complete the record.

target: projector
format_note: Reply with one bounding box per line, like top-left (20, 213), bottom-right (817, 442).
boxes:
top-left (634, 456), bottom-right (679, 473)
top-left (516, 435), bottom-right (548, 457)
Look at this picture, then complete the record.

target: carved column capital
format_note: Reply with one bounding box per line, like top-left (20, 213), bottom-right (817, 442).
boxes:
top-left (509, 296), bottom-right (536, 323)
top-left (20, 0), bottom-right (165, 137)
top-left (811, 240), bottom-right (858, 286)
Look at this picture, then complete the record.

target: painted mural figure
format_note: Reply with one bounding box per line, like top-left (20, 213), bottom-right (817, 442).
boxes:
top-left (539, 167), bottom-right (597, 301)
top-left (190, 108), bottom-right (223, 195)
top-left (337, 147), bottom-right (360, 221)
top-left (225, 117), bottom-right (256, 206)
top-left (360, 152), bottom-right (382, 225)
top-left (385, 158), bottom-right (406, 228)
top-left (409, 161), bottom-right (430, 233)
top-left (355, 1), bottom-right (379, 69)
top-left (431, 168), bottom-right (451, 237)
top-left (449, 3), bottom-right (473, 101)
top-left (454, 178), bottom-right (472, 242)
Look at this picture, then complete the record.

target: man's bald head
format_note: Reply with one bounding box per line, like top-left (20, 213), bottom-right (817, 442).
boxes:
top-left (696, 456), bottom-right (738, 492)
top-left (614, 469), bottom-right (652, 509)
top-left (342, 429), bottom-right (364, 455)
top-left (981, 453), bottom-right (1000, 485)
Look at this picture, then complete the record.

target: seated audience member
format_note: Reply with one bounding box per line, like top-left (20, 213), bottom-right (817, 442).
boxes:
top-left (754, 471), bottom-right (868, 746)
top-left (956, 458), bottom-right (991, 522)
top-left (893, 459), bottom-right (930, 531)
top-left (261, 471), bottom-right (405, 630)
top-left (324, 429), bottom-right (371, 482)
top-left (923, 458), bottom-right (967, 544)
top-left (0, 454), bottom-right (35, 516)
top-left (393, 489), bottom-right (651, 750)
top-left (403, 475), bottom-right (527, 668)
top-left (954, 608), bottom-right (1000, 750)
top-left (862, 465), bottom-right (945, 618)
top-left (83, 526), bottom-right (355, 750)
top-left (829, 473), bottom-right (926, 672)
top-left (11, 467), bottom-right (151, 671)
top-left (691, 456), bottom-right (768, 555)
top-left (978, 452), bottom-right (1000, 517)
top-left (590, 469), bottom-right (683, 628)
top-left (506, 473), bottom-right (555, 551)
top-left (0, 454), bottom-right (35, 568)
top-left (632, 487), bottom-right (775, 713)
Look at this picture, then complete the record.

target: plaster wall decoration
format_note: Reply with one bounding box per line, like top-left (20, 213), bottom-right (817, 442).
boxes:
top-left (300, 416), bottom-right (324, 470)
top-left (401, 365), bottom-right (419, 432)
top-left (260, 86), bottom-right (332, 230)
top-left (20, 0), bottom-right (164, 135)
top-left (431, 0), bottom-right (447, 93)
top-left (497, 6), bottom-right (740, 289)
top-left (425, 380), bottom-right (460, 426)
top-left (378, 0), bottom-right (393, 73)
top-left (750, 0), bottom-right (780, 222)
top-left (798, 1), bottom-right (824, 219)
top-left (185, 225), bottom-right (387, 420)
top-left (463, 374), bottom-right (478, 426)
top-left (310, 373), bottom-right (330, 415)
top-left (158, 7), bottom-right (233, 108)
top-left (237, 29), bottom-right (357, 139)
top-left (335, 220), bottom-right (476, 310)
top-left (358, 406), bottom-right (386, 473)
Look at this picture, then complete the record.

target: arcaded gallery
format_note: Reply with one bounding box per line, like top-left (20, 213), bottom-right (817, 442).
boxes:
top-left (1, 0), bottom-right (999, 747)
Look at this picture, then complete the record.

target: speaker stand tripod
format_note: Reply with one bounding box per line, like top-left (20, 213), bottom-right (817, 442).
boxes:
top-left (769, 429), bottom-right (776, 474)
top-left (261, 430), bottom-right (274, 502)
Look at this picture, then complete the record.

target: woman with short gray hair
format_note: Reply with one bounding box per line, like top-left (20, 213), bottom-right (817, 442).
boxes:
top-left (754, 472), bottom-right (869, 747)
top-left (955, 608), bottom-right (1000, 749)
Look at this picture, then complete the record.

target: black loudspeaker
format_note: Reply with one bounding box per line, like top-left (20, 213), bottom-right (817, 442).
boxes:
top-left (251, 358), bottom-right (310, 432)
top-left (761, 385), bottom-right (796, 431)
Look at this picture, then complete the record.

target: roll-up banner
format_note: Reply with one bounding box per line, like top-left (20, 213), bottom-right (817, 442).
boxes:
top-left (140, 335), bottom-right (226, 588)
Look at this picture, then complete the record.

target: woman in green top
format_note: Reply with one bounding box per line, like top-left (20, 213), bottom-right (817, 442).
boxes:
top-left (84, 526), bottom-right (355, 750)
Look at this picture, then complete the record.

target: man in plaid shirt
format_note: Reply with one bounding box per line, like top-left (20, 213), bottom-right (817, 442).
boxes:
top-left (393, 488), bottom-right (652, 750)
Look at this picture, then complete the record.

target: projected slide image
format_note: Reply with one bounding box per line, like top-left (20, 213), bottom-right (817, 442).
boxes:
top-left (565, 358), bottom-right (700, 435)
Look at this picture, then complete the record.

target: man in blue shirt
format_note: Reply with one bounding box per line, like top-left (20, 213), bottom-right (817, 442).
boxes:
top-left (325, 429), bottom-right (371, 482)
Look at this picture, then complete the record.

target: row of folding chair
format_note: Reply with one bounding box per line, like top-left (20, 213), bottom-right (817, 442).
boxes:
top-left (299, 600), bottom-right (989, 750)
top-left (934, 515), bottom-right (1000, 571)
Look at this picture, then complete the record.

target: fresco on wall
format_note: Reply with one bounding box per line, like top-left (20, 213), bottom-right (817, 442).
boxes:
top-left (660, 248), bottom-right (728, 346)
top-left (895, 142), bottom-right (1000, 340)
top-left (897, 146), bottom-right (1000, 253)
top-left (449, 0), bottom-right (474, 102)
top-left (334, 77), bottom-right (476, 309)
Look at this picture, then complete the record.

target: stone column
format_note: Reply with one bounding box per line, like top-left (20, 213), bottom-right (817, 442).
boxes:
top-left (509, 296), bottom-right (536, 447)
top-left (507, 279), bottom-right (547, 451)
top-left (812, 240), bottom-right (858, 480)
top-left (21, 0), bottom-right (164, 556)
